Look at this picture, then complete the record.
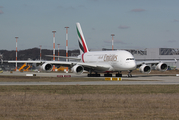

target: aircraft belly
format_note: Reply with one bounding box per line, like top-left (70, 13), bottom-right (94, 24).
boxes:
top-left (111, 63), bottom-right (132, 71)
top-left (111, 61), bottom-right (125, 70)
top-left (95, 67), bottom-right (110, 72)
top-left (84, 66), bottom-right (110, 72)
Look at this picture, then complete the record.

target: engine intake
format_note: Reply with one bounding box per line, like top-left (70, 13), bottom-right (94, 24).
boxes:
top-left (41, 63), bottom-right (53, 72)
top-left (139, 64), bottom-right (151, 74)
top-left (155, 63), bottom-right (168, 71)
top-left (71, 65), bottom-right (84, 75)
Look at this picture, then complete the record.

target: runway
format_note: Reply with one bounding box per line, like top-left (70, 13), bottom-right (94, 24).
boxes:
top-left (0, 71), bottom-right (179, 85)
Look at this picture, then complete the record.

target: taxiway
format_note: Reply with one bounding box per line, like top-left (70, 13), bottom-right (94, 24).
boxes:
top-left (0, 71), bottom-right (179, 85)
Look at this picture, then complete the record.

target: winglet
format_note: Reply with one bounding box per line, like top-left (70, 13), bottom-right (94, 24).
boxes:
top-left (76, 22), bottom-right (89, 54)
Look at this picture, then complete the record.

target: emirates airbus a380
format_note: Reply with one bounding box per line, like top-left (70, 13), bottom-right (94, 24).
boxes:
top-left (8, 22), bottom-right (177, 77)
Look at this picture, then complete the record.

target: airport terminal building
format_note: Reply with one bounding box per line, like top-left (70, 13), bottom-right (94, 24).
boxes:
top-left (127, 48), bottom-right (179, 69)
top-left (102, 48), bottom-right (179, 69)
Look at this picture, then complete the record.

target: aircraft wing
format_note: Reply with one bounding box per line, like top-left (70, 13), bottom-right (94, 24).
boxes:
top-left (136, 59), bottom-right (177, 66)
top-left (8, 60), bottom-right (42, 63)
top-left (46, 61), bottom-right (111, 71)
top-left (8, 60), bottom-right (111, 71)
top-left (8, 60), bottom-right (74, 66)
top-left (45, 55), bottom-right (81, 60)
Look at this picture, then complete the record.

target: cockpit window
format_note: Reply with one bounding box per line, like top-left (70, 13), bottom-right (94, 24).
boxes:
top-left (126, 58), bottom-right (135, 60)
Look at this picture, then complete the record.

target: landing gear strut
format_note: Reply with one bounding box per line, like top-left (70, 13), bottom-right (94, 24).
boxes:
top-left (127, 70), bottom-right (132, 77)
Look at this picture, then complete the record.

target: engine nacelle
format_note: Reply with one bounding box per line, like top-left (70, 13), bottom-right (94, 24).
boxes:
top-left (139, 64), bottom-right (151, 74)
top-left (71, 65), bottom-right (84, 75)
top-left (41, 63), bottom-right (53, 72)
top-left (155, 63), bottom-right (168, 71)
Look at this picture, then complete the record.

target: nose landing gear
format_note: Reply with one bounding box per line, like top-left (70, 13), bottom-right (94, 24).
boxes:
top-left (127, 70), bottom-right (132, 77)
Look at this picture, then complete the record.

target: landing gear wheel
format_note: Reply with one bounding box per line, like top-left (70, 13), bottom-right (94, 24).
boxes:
top-left (87, 73), bottom-right (101, 77)
top-left (116, 74), bottom-right (122, 77)
top-left (116, 71), bottom-right (122, 77)
top-left (95, 74), bottom-right (100, 77)
top-left (104, 73), bottom-right (112, 77)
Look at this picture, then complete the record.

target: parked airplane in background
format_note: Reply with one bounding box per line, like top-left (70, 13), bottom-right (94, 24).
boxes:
top-left (8, 23), bottom-right (177, 77)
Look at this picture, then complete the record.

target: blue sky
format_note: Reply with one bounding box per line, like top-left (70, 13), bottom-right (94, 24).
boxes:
top-left (0, 0), bottom-right (179, 50)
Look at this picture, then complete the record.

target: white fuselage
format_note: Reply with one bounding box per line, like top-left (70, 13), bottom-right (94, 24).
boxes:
top-left (81, 50), bottom-right (136, 72)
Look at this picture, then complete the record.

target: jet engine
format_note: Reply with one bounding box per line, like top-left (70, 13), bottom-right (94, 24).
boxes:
top-left (71, 65), bottom-right (84, 75)
top-left (155, 63), bottom-right (168, 71)
top-left (139, 64), bottom-right (151, 74)
top-left (41, 63), bottom-right (53, 72)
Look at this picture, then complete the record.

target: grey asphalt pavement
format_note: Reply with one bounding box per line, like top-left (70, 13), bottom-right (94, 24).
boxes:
top-left (0, 71), bottom-right (179, 85)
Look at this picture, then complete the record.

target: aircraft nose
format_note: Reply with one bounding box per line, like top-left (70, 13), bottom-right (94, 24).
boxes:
top-left (131, 61), bottom-right (137, 69)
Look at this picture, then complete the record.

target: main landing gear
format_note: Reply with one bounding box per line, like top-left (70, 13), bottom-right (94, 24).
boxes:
top-left (103, 72), bottom-right (123, 77)
top-left (104, 71), bottom-right (123, 77)
top-left (116, 71), bottom-right (122, 77)
top-left (89, 72), bottom-right (123, 77)
top-left (87, 71), bottom-right (133, 77)
top-left (104, 73), bottom-right (112, 77)
top-left (87, 73), bottom-right (100, 77)
top-left (87, 70), bottom-right (101, 77)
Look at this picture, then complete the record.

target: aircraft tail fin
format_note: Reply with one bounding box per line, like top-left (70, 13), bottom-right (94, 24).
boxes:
top-left (76, 22), bottom-right (89, 54)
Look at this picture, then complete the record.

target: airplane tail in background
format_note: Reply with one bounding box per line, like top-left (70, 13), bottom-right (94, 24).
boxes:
top-left (76, 22), bottom-right (89, 55)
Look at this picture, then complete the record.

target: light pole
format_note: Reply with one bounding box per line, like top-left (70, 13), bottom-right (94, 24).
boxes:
top-left (57, 44), bottom-right (60, 61)
top-left (65, 27), bottom-right (69, 61)
top-left (39, 45), bottom-right (42, 61)
top-left (111, 34), bottom-right (115, 50)
top-left (15, 37), bottom-right (18, 71)
top-left (65, 27), bottom-right (69, 73)
top-left (52, 31), bottom-right (56, 71)
top-left (52, 31), bottom-right (56, 61)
